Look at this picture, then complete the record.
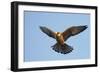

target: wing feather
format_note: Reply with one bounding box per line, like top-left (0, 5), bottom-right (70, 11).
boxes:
top-left (62, 25), bottom-right (88, 41)
top-left (40, 26), bottom-right (56, 39)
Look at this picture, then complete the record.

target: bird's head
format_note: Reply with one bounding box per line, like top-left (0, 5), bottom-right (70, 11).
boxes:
top-left (56, 32), bottom-right (61, 36)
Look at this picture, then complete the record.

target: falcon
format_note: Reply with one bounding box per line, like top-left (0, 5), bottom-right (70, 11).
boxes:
top-left (40, 25), bottom-right (87, 54)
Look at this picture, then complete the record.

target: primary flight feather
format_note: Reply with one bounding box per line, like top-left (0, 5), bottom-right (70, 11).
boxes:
top-left (40, 25), bottom-right (87, 54)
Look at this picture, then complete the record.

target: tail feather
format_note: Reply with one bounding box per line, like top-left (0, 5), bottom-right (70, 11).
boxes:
top-left (52, 43), bottom-right (73, 54)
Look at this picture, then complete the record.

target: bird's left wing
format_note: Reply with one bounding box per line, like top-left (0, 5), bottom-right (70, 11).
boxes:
top-left (40, 26), bottom-right (56, 39)
top-left (62, 25), bottom-right (88, 41)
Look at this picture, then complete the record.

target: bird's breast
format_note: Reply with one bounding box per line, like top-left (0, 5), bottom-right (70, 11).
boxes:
top-left (56, 35), bottom-right (64, 45)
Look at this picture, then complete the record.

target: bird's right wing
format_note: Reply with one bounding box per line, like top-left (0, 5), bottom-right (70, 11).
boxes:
top-left (40, 26), bottom-right (56, 39)
top-left (62, 25), bottom-right (88, 41)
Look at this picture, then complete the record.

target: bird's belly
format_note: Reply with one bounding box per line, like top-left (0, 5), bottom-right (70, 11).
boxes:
top-left (56, 36), bottom-right (64, 45)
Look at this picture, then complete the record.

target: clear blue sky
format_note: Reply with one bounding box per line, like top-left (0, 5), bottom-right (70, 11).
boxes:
top-left (24, 11), bottom-right (90, 62)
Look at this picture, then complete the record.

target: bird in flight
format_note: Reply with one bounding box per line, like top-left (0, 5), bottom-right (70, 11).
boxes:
top-left (40, 25), bottom-right (87, 54)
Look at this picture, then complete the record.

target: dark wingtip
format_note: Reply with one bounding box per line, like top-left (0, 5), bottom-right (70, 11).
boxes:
top-left (85, 25), bottom-right (88, 28)
top-left (39, 26), bottom-right (43, 28)
top-left (83, 25), bottom-right (88, 30)
top-left (81, 25), bottom-right (88, 30)
top-left (39, 26), bottom-right (44, 30)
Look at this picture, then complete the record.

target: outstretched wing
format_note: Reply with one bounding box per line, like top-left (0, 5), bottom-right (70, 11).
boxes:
top-left (40, 26), bottom-right (56, 39)
top-left (62, 25), bottom-right (88, 41)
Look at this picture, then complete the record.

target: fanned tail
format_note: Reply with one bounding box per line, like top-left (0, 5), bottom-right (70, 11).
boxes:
top-left (52, 43), bottom-right (73, 54)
